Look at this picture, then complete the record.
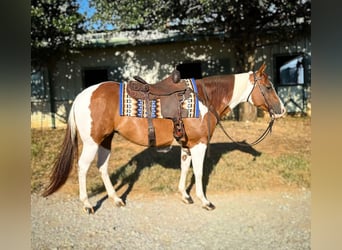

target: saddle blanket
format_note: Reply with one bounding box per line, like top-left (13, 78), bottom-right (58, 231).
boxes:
top-left (119, 78), bottom-right (200, 118)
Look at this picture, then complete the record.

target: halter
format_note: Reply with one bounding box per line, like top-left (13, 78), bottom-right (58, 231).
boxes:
top-left (198, 71), bottom-right (275, 150)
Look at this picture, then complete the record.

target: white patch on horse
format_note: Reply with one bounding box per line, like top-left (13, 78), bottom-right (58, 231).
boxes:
top-left (198, 100), bottom-right (208, 120)
top-left (73, 83), bottom-right (102, 142)
top-left (228, 72), bottom-right (254, 109)
top-left (190, 142), bottom-right (211, 206)
top-left (71, 83), bottom-right (122, 207)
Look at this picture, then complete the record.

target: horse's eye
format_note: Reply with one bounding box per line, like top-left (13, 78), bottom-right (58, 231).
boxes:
top-left (266, 85), bottom-right (272, 90)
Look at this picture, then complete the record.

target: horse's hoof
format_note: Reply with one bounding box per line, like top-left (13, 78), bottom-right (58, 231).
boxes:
top-left (182, 196), bottom-right (194, 204)
top-left (83, 206), bottom-right (95, 214)
top-left (114, 199), bottom-right (125, 207)
top-left (202, 202), bottom-right (216, 211)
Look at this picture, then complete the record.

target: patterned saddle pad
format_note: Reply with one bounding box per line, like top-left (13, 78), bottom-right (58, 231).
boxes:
top-left (119, 78), bottom-right (200, 119)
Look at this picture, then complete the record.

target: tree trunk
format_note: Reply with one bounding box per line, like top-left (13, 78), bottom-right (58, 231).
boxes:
top-left (47, 59), bottom-right (57, 128)
top-left (238, 102), bottom-right (257, 122)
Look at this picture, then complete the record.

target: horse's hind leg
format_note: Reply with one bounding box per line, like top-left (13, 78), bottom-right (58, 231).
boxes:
top-left (78, 142), bottom-right (98, 214)
top-left (178, 147), bottom-right (194, 204)
top-left (97, 138), bottom-right (125, 207)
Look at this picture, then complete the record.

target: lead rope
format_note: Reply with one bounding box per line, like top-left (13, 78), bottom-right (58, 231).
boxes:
top-left (216, 113), bottom-right (274, 147)
top-left (220, 71), bottom-right (276, 147)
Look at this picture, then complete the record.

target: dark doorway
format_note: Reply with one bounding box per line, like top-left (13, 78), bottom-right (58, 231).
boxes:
top-left (83, 68), bottom-right (109, 88)
top-left (176, 62), bottom-right (202, 79)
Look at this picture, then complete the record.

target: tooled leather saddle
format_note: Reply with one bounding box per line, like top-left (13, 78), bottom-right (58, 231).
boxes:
top-left (127, 70), bottom-right (191, 146)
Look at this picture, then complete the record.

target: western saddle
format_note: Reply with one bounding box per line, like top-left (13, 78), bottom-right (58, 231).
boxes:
top-left (127, 69), bottom-right (191, 146)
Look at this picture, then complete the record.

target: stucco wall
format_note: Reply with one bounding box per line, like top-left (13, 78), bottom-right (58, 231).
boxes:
top-left (32, 38), bottom-right (235, 128)
top-left (31, 36), bottom-right (311, 128)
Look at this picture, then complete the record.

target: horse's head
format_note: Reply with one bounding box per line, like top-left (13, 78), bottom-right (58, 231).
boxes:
top-left (248, 63), bottom-right (286, 119)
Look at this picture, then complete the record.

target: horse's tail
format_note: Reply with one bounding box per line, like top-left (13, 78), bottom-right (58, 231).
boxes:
top-left (42, 102), bottom-right (78, 197)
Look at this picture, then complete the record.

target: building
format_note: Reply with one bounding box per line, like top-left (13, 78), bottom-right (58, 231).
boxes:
top-left (31, 30), bottom-right (311, 128)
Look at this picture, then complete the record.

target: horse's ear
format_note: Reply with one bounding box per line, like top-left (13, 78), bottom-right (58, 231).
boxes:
top-left (172, 69), bottom-right (181, 83)
top-left (258, 62), bottom-right (267, 74)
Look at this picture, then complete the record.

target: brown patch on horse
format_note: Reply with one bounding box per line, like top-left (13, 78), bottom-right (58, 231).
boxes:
top-left (90, 82), bottom-right (175, 147)
top-left (182, 114), bottom-right (216, 148)
top-left (89, 82), bottom-right (119, 144)
top-left (177, 75), bottom-right (235, 148)
top-left (196, 75), bottom-right (235, 116)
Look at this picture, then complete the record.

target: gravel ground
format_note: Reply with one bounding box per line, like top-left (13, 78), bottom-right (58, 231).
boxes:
top-left (31, 189), bottom-right (310, 249)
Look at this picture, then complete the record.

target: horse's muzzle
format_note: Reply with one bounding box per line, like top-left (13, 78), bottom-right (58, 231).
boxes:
top-left (270, 106), bottom-right (286, 119)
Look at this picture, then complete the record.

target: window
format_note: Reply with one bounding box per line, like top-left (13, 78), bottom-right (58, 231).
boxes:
top-left (274, 53), bottom-right (310, 114)
top-left (31, 69), bottom-right (47, 100)
top-left (274, 54), bottom-right (305, 86)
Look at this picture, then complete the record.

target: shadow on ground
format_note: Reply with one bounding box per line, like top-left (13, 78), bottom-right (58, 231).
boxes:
top-left (91, 142), bottom-right (261, 212)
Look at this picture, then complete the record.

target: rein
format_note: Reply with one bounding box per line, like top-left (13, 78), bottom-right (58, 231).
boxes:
top-left (216, 112), bottom-right (275, 147)
top-left (198, 73), bottom-right (275, 149)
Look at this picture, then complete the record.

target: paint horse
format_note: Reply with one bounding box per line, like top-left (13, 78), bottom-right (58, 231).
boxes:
top-left (43, 63), bottom-right (286, 213)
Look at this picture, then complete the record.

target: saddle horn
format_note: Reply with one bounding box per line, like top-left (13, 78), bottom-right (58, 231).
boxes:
top-left (172, 69), bottom-right (181, 83)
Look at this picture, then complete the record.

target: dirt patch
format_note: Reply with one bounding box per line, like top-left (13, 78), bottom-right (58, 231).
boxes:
top-left (31, 188), bottom-right (311, 249)
top-left (31, 116), bottom-right (311, 198)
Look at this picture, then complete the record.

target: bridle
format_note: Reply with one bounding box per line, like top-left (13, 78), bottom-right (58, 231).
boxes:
top-left (247, 72), bottom-right (276, 119)
top-left (199, 71), bottom-right (275, 150)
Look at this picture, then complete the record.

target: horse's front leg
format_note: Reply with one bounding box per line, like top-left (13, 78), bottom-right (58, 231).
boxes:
top-left (178, 147), bottom-right (193, 204)
top-left (190, 142), bottom-right (216, 210)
